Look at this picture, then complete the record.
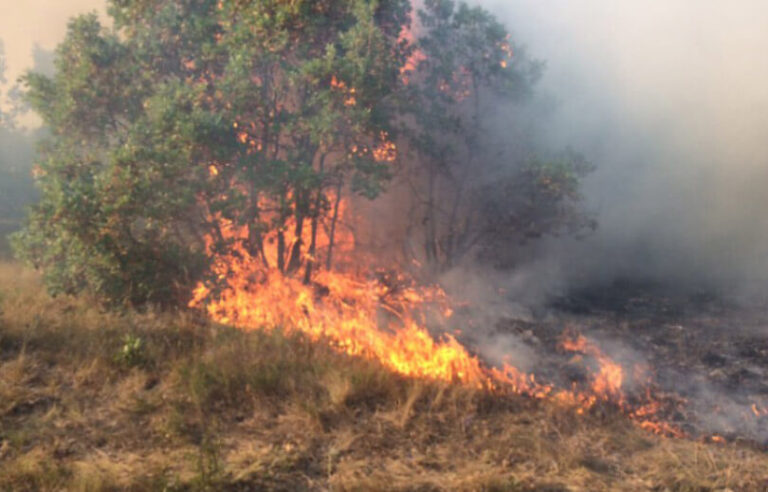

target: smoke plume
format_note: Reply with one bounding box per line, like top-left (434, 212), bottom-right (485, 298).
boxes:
top-left (479, 0), bottom-right (768, 296)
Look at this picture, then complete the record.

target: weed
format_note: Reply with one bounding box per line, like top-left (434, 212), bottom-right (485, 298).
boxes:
top-left (115, 333), bottom-right (145, 368)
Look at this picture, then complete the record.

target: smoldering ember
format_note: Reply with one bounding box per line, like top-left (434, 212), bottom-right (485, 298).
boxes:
top-left (2, 1), bottom-right (768, 490)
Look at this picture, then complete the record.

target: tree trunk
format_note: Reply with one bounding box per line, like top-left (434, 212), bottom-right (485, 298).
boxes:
top-left (326, 179), bottom-right (343, 271)
top-left (286, 204), bottom-right (305, 273)
top-left (277, 230), bottom-right (286, 273)
top-left (425, 162), bottom-right (438, 266)
top-left (304, 153), bottom-right (326, 284)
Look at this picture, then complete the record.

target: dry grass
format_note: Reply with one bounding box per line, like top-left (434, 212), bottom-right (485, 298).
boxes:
top-left (1, 261), bottom-right (768, 491)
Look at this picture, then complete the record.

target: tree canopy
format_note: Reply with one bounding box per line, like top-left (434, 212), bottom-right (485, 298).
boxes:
top-left (13, 0), bottom-right (594, 306)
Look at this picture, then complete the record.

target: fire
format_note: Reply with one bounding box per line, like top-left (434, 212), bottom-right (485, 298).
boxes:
top-left (498, 35), bottom-right (513, 66)
top-left (372, 132), bottom-right (397, 162)
top-left (751, 402), bottom-right (768, 417)
top-left (557, 331), bottom-right (685, 437)
top-left (330, 75), bottom-right (357, 107)
top-left (193, 151), bottom-right (542, 390)
top-left (709, 435), bottom-right (726, 444)
top-left (560, 333), bottom-right (624, 400)
top-left (190, 83), bottom-right (685, 439)
top-left (398, 17), bottom-right (426, 85)
top-left (193, 145), bottom-right (689, 437)
top-left (190, 190), bottom-right (496, 386)
top-left (190, 193), bottom-right (686, 438)
top-left (192, 246), bottom-right (489, 387)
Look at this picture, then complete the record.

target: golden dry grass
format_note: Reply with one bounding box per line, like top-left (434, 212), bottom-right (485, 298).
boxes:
top-left (1, 261), bottom-right (768, 491)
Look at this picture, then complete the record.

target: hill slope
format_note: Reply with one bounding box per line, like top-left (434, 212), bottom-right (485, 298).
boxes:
top-left (1, 263), bottom-right (767, 491)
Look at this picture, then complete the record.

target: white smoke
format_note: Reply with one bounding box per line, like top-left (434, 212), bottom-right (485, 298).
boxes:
top-left (478, 0), bottom-right (768, 291)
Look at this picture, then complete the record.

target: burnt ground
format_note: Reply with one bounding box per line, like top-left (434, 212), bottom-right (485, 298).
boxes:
top-left (485, 279), bottom-right (768, 445)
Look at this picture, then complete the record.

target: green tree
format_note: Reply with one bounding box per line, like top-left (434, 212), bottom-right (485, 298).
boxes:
top-left (13, 0), bottom-right (594, 306)
top-left (399, 0), bottom-right (594, 272)
top-left (13, 0), bottom-right (410, 306)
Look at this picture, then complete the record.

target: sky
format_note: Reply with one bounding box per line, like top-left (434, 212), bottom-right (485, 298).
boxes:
top-left (1, 0), bottom-right (106, 83)
top-left (0, 0), bottom-right (107, 125)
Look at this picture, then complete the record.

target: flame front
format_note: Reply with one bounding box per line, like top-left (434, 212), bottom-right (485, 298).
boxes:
top-left (190, 199), bottom-right (497, 387)
top-left (190, 199), bottom-right (688, 438)
top-left (558, 332), bottom-right (685, 437)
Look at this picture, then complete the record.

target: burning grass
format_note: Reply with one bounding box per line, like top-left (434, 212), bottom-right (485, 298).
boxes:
top-left (190, 209), bottom-right (692, 438)
top-left (2, 262), bottom-right (768, 491)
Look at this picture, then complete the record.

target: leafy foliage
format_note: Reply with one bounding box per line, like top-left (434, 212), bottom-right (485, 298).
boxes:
top-left (13, 0), bottom-right (594, 305)
top-left (14, 1), bottom-right (411, 305)
top-left (115, 333), bottom-right (145, 368)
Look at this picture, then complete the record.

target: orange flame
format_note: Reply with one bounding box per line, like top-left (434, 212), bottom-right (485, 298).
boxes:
top-left (560, 334), bottom-right (624, 400)
top-left (191, 208), bottom-right (685, 438)
top-left (331, 75), bottom-right (357, 107)
top-left (191, 237), bottom-right (491, 386)
top-left (191, 122), bottom-right (685, 437)
top-left (190, 189), bottom-right (497, 386)
top-left (558, 332), bottom-right (685, 437)
top-left (399, 21), bottom-right (426, 85)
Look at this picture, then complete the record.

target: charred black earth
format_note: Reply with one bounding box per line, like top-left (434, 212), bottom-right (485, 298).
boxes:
top-left (486, 280), bottom-right (768, 446)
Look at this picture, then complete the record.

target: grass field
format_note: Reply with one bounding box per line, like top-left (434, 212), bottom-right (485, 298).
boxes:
top-left (1, 262), bottom-right (768, 491)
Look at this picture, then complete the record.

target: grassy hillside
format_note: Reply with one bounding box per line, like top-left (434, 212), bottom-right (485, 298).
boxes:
top-left (1, 262), bottom-right (768, 491)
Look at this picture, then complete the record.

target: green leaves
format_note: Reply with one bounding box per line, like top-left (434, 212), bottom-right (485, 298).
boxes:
top-left (15, 0), bottom-right (411, 305)
top-left (14, 0), bottom-right (590, 301)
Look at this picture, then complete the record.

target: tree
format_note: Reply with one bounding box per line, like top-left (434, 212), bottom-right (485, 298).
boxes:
top-left (13, 0), bottom-right (410, 305)
top-left (14, 0), bottom-right (594, 306)
top-left (398, 0), bottom-right (594, 272)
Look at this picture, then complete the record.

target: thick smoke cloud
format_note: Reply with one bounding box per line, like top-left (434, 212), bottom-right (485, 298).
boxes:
top-left (479, 0), bottom-right (768, 295)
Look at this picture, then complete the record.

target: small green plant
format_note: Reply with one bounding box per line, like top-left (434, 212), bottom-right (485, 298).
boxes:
top-left (195, 433), bottom-right (222, 490)
top-left (115, 333), bottom-right (145, 368)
